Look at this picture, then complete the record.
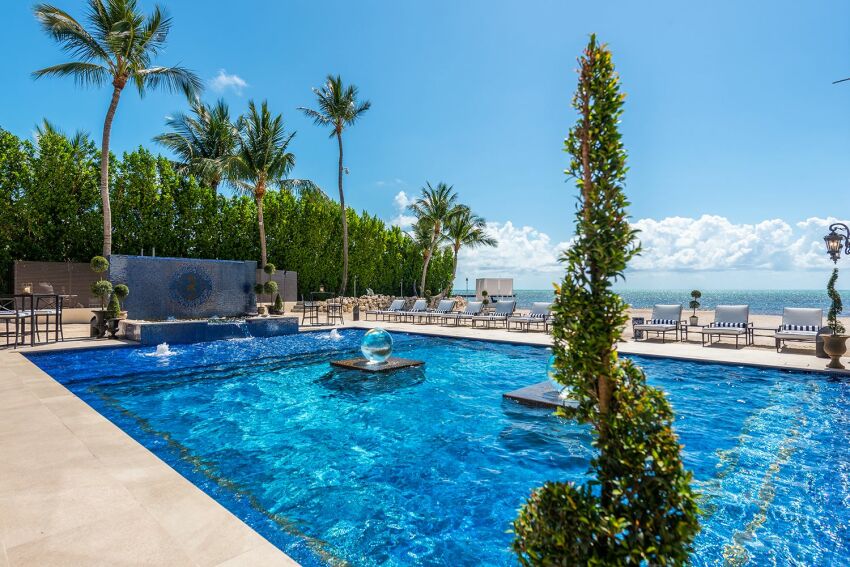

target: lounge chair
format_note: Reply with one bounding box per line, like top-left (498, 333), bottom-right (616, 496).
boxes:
top-left (508, 302), bottom-right (552, 332)
top-left (472, 300), bottom-right (517, 328)
top-left (396, 299), bottom-right (428, 323)
top-left (774, 307), bottom-right (823, 352)
top-left (422, 299), bottom-right (456, 324)
top-left (701, 305), bottom-right (752, 348)
top-left (632, 304), bottom-right (683, 343)
top-left (441, 301), bottom-right (484, 326)
top-left (365, 299), bottom-right (404, 321)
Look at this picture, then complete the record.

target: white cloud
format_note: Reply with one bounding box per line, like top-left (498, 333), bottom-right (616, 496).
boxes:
top-left (390, 190), bottom-right (417, 230)
top-left (631, 215), bottom-right (845, 272)
top-left (458, 221), bottom-right (570, 276)
top-left (210, 69), bottom-right (247, 95)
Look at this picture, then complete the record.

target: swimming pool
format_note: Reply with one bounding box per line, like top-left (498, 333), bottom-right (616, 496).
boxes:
top-left (27, 329), bottom-right (850, 565)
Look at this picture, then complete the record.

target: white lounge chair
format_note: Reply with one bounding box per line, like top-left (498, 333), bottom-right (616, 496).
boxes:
top-left (441, 301), bottom-right (483, 326)
top-left (774, 307), bottom-right (823, 352)
top-left (701, 305), bottom-right (752, 348)
top-left (508, 302), bottom-right (552, 332)
top-left (365, 299), bottom-right (405, 321)
top-left (632, 304), bottom-right (683, 343)
top-left (397, 299), bottom-right (428, 323)
top-left (472, 300), bottom-right (517, 329)
top-left (422, 299), bottom-right (456, 324)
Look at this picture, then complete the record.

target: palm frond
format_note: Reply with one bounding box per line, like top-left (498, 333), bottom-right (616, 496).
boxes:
top-left (279, 178), bottom-right (327, 199)
top-left (32, 61), bottom-right (109, 87)
top-left (135, 65), bottom-right (203, 97)
top-left (34, 4), bottom-right (111, 65)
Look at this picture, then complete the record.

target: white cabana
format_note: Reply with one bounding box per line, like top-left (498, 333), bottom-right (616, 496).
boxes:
top-left (475, 278), bottom-right (513, 300)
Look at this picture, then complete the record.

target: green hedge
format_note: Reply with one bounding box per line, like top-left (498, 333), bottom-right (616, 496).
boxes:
top-left (0, 127), bottom-right (453, 295)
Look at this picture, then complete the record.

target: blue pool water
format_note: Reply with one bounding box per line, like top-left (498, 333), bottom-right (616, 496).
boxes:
top-left (27, 330), bottom-right (850, 565)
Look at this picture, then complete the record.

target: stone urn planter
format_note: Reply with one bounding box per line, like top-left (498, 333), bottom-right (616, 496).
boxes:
top-left (823, 334), bottom-right (848, 369)
top-left (689, 315), bottom-right (699, 326)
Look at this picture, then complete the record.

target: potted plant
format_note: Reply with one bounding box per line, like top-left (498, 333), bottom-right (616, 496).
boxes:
top-left (272, 293), bottom-right (284, 315)
top-left (254, 283), bottom-right (267, 315)
top-left (89, 256), bottom-right (112, 338)
top-left (824, 268), bottom-right (847, 369)
top-left (104, 284), bottom-right (130, 337)
top-left (481, 289), bottom-right (489, 306)
top-left (689, 290), bottom-right (702, 325)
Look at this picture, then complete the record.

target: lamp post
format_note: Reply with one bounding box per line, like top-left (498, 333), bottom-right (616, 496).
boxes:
top-left (824, 222), bottom-right (850, 263)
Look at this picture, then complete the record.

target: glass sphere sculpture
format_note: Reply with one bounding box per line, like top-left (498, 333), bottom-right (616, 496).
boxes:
top-left (361, 328), bottom-right (393, 364)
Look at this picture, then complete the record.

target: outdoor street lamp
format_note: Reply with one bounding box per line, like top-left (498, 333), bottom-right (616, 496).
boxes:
top-left (824, 222), bottom-right (850, 263)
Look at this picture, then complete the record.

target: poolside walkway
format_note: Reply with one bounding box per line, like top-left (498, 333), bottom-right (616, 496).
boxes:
top-left (0, 318), bottom-right (847, 566)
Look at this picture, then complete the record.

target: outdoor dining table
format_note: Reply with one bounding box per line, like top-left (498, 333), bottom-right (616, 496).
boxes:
top-left (2, 293), bottom-right (62, 347)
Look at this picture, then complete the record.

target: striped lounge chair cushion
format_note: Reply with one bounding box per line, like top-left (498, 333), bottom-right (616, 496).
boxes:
top-left (530, 312), bottom-right (547, 319)
top-left (712, 322), bottom-right (746, 328)
top-left (648, 319), bottom-right (677, 325)
top-left (780, 324), bottom-right (819, 332)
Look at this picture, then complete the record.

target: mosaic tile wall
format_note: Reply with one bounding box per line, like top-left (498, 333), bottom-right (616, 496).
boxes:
top-left (109, 255), bottom-right (257, 320)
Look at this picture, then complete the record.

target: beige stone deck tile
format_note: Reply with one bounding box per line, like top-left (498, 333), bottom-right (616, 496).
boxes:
top-left (40, 393), bottom-right (110, 431)
top-left (128, 476), bottom-right (263, 566)
top-left (4, 507), bottom-right (196, 567)
top-left (0, 468), bottom-right (140, 548)
top-left (215, 543), bottom-right (299, 567)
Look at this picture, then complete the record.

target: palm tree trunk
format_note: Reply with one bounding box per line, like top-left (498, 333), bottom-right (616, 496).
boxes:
top-left (419, 226), bottom-right (438, 294)
top-left (256, 181), bottom-right (267, 267)
top-left (100, 85), bottom-right (123, 257)
top-left (440, 247), bottom-right (460, 297)
top-left (337, 131), bottom-right (349, 297)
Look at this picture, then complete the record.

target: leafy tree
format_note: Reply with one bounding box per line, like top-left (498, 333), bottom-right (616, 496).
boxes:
top-left (409, 182), bottom-right (460, 294)
top-left (231, 100), bottom-right (296, 268)
top-left (513, 35), bottom-right (699, 565)
top-left (299, 75), bottom-right (371, 296)
top-left (33, 0), bottom-right (202, 256)
top-left (154, 97), bottom-right (239, 193)
top-left (441, 206), bottom-right (496, 296)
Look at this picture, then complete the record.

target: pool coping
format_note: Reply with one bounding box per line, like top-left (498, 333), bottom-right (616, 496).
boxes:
top-left (1, 321), bottom-right (847, 566)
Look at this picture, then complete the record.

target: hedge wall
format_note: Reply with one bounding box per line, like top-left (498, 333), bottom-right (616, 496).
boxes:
top-left (0, 127), bottom-right (453, 295)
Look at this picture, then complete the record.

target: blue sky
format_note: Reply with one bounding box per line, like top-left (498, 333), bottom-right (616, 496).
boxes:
top-left (1, 0), bottom-right (849, 289)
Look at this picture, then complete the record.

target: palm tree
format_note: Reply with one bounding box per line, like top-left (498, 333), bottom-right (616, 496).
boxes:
top-left (231, 100), bottom-right (295, 268)
top-left (154, 98), bottom-right (238, 193)
top-left (441, 207), bottom-right (496, 297)
top-left (409, 218), bottom-right (437, 295)
top-left (34, 118), bottom-right (91, 158)
top-left (409, 182), bottom-right (460, 294)
top-left (299, 75), bottom-right (371, 297)
top-left (33, 1), bottom-right (202, 256)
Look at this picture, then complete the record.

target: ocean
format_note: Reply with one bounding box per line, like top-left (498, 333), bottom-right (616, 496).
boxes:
top-left (453, 289), bottom-right (849, 315)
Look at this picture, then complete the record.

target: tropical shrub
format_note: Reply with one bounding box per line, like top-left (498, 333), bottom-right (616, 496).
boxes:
top-left (513, 35), bottom-right (699, 565)
top-left (0, 127), bottom-right (454, 295)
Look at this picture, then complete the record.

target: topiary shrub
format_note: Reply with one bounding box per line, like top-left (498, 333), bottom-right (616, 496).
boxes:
top-left (264, 263), bottom-right (276, 275)
top-left (113, 284), bottom-right (129, 300)
top-left (827, 268), bottom-right (845, 335)
top-left (105, 292), bottom-right (121, 320)
top-left (264, 280), bottom-right (279, 295)
top-left (273, 293), bottom-right (283, 314)
top-left (90, 256), bottom-right (109, 275)
top-left (254, 283), bottom-right (265, 295)
top-left (513, 35), bottom-right (699, 565)
top-left (90, 279), bottom-right (113, 309)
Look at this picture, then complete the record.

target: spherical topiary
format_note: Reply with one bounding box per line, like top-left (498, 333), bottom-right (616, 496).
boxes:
top-left (264, 263), bottom-right (276, 275)
top-left (91, 279), bottom-right (113, 298)
top-left (113, 284), bottom-right (130, 299)
top-left (254, 283), bottom-right (264, 295)
top-left (90, 256), bottom-right (109, 274)
top-left (264, 280), bottom-right (279, 295)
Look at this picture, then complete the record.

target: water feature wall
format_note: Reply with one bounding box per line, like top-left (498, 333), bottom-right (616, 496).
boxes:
top-left (109, 255), bottom-right (257, 320)
top-left (122, 317), bottom-right (299, 345)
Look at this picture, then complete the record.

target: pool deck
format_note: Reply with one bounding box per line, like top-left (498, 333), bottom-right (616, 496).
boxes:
top-left (0, 319), bottom-right (847, 566)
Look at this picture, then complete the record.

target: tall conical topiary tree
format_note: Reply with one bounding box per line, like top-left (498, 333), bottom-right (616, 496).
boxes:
top-left (513, 35), bottom-right (699, 565)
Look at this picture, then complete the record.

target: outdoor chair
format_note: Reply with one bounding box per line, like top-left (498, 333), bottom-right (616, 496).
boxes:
top-left (397, 299), bottom-right (428, 323)
top-left (701, 305), bottom-right (752, 348)
top-left (632, 304), bottom-right (683, 343)
top-left (508, 302), bottom-right (552, 332)
top-left (366, 299), bottom-right (404, 321)
top-left (472, 300), bottom-right (517, 329)
top-left (300, 294), bottom-right (320, 326)
top-left (0, 297), bottom-right (23, 347)
top-left (326, 297), bottom-right (344, 326)
top-left (774, 307), bottom-right (823, 352)
top-left (441, 301), bottom-right (484, 326)
top-left (422, 299), bottom-right (456, 324)
top-left (34, 294), bottom-right (63, 343)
